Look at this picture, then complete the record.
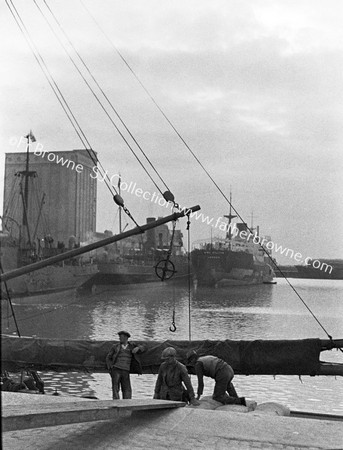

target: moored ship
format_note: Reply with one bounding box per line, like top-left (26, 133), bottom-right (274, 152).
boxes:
top-left (191, 198), bottom-right (275, 287)
top-left (85, 217), bottom-right (189, 290)
top-left (1, 134), bottom-right (97, 298)
top-left (191, 230), bottom-right (275, 287)
top-left (1, 236), bottom-right (97, 298)
top-left (295, 259), bottom-right (343, 280)
top-left (273, 260), bottom-right (343, 279)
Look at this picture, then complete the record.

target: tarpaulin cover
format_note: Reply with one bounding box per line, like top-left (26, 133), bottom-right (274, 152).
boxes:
top-left (1, 335), bottom-right (322, 375)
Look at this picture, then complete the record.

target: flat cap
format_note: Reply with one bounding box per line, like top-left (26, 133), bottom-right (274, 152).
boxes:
top-left (118, 330), bottom-right (131, 338)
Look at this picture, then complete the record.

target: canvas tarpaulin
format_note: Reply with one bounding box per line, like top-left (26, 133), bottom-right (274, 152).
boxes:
top-left (1, 335), bottom-right (322, 375)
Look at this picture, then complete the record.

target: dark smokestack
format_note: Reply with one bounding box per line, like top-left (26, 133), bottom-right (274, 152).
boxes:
top-left (146, 217), bottom-right (156, 251)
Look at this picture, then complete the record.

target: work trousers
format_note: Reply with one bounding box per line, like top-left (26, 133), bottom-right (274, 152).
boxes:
top-left (213, 364), bottom-right (243, 405)
top-left (110, 368), bottom-right (132, 399)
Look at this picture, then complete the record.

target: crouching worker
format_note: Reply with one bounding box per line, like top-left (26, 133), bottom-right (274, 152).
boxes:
top-left (186, 351), bottom-right (246, 406)
top-left (106, 330), bottom-right (146, 400)
top-left (153, 347), bottom-right (200, 406)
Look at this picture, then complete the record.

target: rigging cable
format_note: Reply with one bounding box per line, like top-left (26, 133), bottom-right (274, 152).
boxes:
top-left (6, 0), bottom-right (140, 227)
top-left (6, 0), bottom-right (118, 205)
top-left (36, 0), bottom-right (171, 199)
top-left (187, 213), bottom-right (192, 342)
top-left (3, 176), bottom-right (20, 220)
top-left (6, 0), bottom-right (103, 187)
top-left (9, 1), bottom-right (340, 348)
top-left (32, 179), bottom-right (44, 242)
top-left (0, 262), bottom-right (21, 337)
top-left (79, 2), bottom-right (341, 346)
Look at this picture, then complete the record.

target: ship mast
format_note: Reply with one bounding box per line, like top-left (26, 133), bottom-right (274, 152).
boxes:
top-left (250, 210), bottom-right (258, 234)
top-left (224, 187), bottom-right (236, 249)
top-left (18, 131), bottom-right (36, 249)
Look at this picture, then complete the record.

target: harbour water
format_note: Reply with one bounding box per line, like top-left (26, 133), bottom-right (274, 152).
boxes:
top-left (2, 278), bottom-right (343, 415)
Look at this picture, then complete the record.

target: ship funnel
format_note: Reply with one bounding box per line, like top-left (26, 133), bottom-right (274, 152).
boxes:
top-left (236, 223), bottom-right (248, 239)
top-left (146, 217), bottom-right (156, 250)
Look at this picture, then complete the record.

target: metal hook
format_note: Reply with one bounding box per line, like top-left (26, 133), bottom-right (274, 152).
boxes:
top-left (169, 310), bottom-right (176, 332)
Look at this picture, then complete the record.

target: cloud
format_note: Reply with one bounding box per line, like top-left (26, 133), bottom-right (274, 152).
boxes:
top-left (1, 0), bottom-right (342, 260)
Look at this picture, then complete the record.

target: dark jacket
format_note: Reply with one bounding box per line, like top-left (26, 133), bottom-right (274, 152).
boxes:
top-left (106, 342), bottom-right (146, 374)
top-left (154, 360), bottom-right (195, 401)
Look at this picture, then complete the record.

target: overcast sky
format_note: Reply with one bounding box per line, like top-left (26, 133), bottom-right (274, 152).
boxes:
top-left (1, 0), bottom-right (343, 264)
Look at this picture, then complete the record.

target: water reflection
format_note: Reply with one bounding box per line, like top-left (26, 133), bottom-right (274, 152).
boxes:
top-left (193, 284), bottom-right (274, 309)
top-left (2, 278), bottom-right (343, 414)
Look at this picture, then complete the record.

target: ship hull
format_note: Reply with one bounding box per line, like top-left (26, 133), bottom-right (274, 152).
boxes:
top-left (2, 264), bottom-right (98, 298)
top-left (295, 265), bottom-right (343, 280)
top-left (191, 249), bottom-right (273, 287)
top-left (1, 247), bottom-right (98, 298)
top-left (85, 256), bottom-right (190, 288)
top-left (274, 263), bottom-right (343, 280)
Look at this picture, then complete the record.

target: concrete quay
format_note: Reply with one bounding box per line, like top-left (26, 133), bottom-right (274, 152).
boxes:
top-left (2, 393), bottom-right (343, 450)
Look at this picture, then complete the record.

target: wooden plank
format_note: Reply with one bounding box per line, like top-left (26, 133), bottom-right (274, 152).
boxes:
top-left (2, 399), bottom-right (185, 432)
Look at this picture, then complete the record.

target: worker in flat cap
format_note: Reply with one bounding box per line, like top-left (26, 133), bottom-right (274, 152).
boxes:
top-left (106, 331), bottom-right (146, 399)
top-left (153, 347), bottom-right (200, 406)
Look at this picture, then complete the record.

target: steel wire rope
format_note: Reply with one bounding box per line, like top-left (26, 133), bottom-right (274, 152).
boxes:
top-left (8, 0), bottom-right (340, 346)
top-left (6, 0), bottom-right (118, 203)
top-left (35, 0), bottom-right (169, 199)
top-left (43, 0), bottom-right (172, 197)
top-left (6, 0), bottom-right (141, 228)
top-left (0, 262), bottom-right (21, 336)
top-left (79, 2), bottom-right (340, 344)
